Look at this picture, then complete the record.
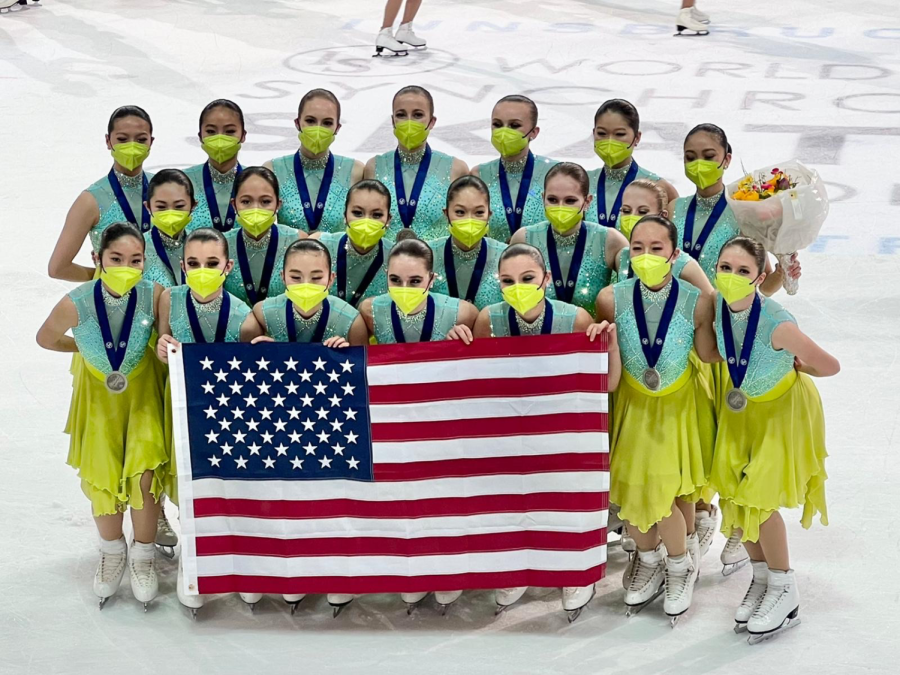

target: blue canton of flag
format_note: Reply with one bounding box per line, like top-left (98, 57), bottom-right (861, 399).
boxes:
top-left (182, 343), bottom-right (374, 482)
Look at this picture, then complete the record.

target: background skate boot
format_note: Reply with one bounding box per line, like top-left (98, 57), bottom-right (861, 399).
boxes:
top-left (282, 593), bottom-right (306, 615)
top-left (129, 541), bottom-right (159, 611)
top-left (327, 593), bottom-right (354, 618)
top-left (687, 531), bottom-right (701, 578)
top-left (94, 537), bottom-right (127, 610)
top-left (401, 591), bottom-right (429, 615)
top-left (624, 545), bottom-right (665, 616)
top-left (394, 22), bottom-right (426, 50)
top-left (663, 552), bottom-right (698, 626)
top-left (694, 505), bottom-right (719, 559)
top-left (562, 584), bottom-right (595, 622)
top-left (374, 28), bottom-right (408, 57)
top-left (494, 586), bottom-right (527, 614)
top-left (721, 530), bottom-right (750, 576)
top-left (748, 569), bottom-right (801, 644)
top-left (734, 561), bottom-right (768, 633)
top-left (691, 4), bottom-right (711, 23)
top-left (155, 507), bottom-right (178, 559)
top-left (675, 8), bottom-right (710, 36)
top-left (177, 556), bottom-right (204, 619)
top-left (435, 590), bottom-right (462, 615)
top-left (239, 592), bottom-right (263, 611)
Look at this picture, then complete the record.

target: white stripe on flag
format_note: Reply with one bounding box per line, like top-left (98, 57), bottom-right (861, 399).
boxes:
top-left (373, 432), bottom-right (608, 463)
top-left (368, 392), bottom-right (608, 423)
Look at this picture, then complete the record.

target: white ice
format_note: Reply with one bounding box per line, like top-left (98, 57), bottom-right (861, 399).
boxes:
top-left (1, 1), bottom-right (899, 673)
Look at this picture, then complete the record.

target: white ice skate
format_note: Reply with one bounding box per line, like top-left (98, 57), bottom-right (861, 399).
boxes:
top-left (721, 530), bottom-right (750, 576)
top-left (691, 4), bottom-right (711, 23)
top-left (608, 507), bottom-right (636, 558)
top-left (687, 531), bottom-right (701, 577)
top-left (239, 592), bottom-right (263, 611)
top-left (675, 8), bottom-right (710, 36)
top-left (663, 551), bottom-right (698, 626)
top-left (747, 569), bottom-right (801, 644)
top-left (394, 22), bottom-right (426, 50)
top-left (734, 561), bottom-right (768, 633)
top-left (156, 507), bottom-right (178, 559)
top-left (374, 28), bottom-right (408, 58)
top-left (94, 538), bottom-right (127, 610)
top-left (282, 593), bottom-right (306, 615)
top-left (401, 591), bottom-right (429, 615)
top-left (624, 545), bottom-right (665, 616)
top-left (495, 586), bottom-right (527, 614)
top-left (694, 505), bottom-right (718, 559)
top-left (562, 585), bottom-right (595, 623)
top-left (435, 590), bottom-right (462, 615)
top-left (327, 593), bottom-right (355, 618)
top-left (176, 557), bottom-right (204, 619)
top-left (129, 541), bottom-right (159, 611)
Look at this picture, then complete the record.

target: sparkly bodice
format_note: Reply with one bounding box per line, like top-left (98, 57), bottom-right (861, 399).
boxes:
top-left (585, 161), bottom-right (661, 228)
top-left (615, 248), bottom-right (691, 284)
top-left (184, 162), bottom-right (239, 233)
top-left (262, 295), bottom-right (359, 343)
top-left (142, 230), bottom-right (185, 288)
top-left (272, 153), bottom-right (356, 234)
top-left (223, 225), bottom-right (298, 306)
top-left (479, 154), bottom-right (558, 242)
top-left (486, 299), bottom-right (578, 337)
top-left (671, 192), bottom-right (741, 282)
top-left (525, 221), bottom-right (614, 317)
top-left (85, 171), bottom-right (155, 252)
top-left (715, 295), bottom-right (797, 397)
top-left (429, 236), bottom-right (507, 310)
top-left (168, 286), bottom-right (250, 344)
top-left (372, 292), bottom-right (461, 344)
top-left (614, 277), bottom-right (700, 391)
top-left (319, 232), bottom-right (394, 307)
top-left (374, 147), bottom-right (455, 241)
top-left (69, 279), bottom-right (155, 376)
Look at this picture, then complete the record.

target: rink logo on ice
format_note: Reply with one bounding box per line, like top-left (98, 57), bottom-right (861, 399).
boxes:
top-left (285, 47), bottom-right (458, 77)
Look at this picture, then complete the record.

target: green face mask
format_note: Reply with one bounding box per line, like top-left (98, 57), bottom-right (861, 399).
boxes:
top-left (202, 134), bottom-right (241, 164)
top-left (299, 126), bottom-right (335, 155)
top-left (110, 142), bottom-right (150, 172)
top-left (545, 206), bottom-right (583, 234)
top-left (502, 283), bottom-right (545, 316)
top-left (594, 139), bottom-right (634, 168)
top-left (389, 286), bottom-right (430, 316)
top-left (618, 214), bottom-right (643, 240)
top-left (685, 159), bottom-right (725, 190)
top-left (491, 127), bottom-right (530, 157)
top-left (151, 210), bottom-right (192, 238)
top-left (347, 218), bottom-right (387, 249)
top-left (286, 283), bottom-right (330, 313)
top-left (100, 265), bottom-right (143, 296)
top-left (185, 267), bottom-right (226, 300)
top-left (716, 272), bottom-right (757, 305)
top-left (448, 218), bottom-right (488, 249)
top-left (393, 120), bottom-right (430, 150)
top-left (631, 253), bottom-right (672, 288)
top-left (237, 208), bottom-right (276, 238)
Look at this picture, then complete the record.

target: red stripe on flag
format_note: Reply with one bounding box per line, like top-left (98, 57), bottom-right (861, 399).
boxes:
top-left (366, 332), bottom-right (607, 366)
top-left (369, 372), bottom-right (608, 404)
top-left (193, 491), bottom-right (608, 519)
top-left (372, 412), bottom-right (608, 443)
top-left (196, 565), bottom-right (606, 595)
top-left (196, 528), bottom-right (608, 558)
top-left (373, 452), bottom-right (609, 481)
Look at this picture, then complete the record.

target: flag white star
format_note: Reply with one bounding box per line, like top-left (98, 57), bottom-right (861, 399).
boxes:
top-left (257, 381), bottom-right (271, 395)
top-left (272, 394), bottom-right (286, 407)
top-left (285, 382), bottom-right (299, 395)
top-left (291, 456), bottom-right (304, 470)
top-left (342, 383), bottom-right (355, 396)
top-left (256, 357), bottom-right (270, 371)
top-left (275, 443), bottom-right (288, 456)
top-left (242, 369), bottom-right (256, 382)
top-left (220, 442), bottom-right (233, 455)
top-left (214, 369), bottom-right (228, 382)
top-left (317, 430), bottom-right (330, 444)
top-left (246, 419), bottom-right (259, 432)
top-left (200, 357), bottom-right (214, 370)
top-left (205, 430), bottom-right (219, 443)
top-left (274, 418), bottom-right (287, 432)
top-left (244, 394), bottom-right (257, 407)
top-left (327, 370), bottom-right (340, 383)
top-left (345, 431), bottom-right (359, 445)
top-left (233, 430), bottom-right (247, 444)
top-left (347, 457), bottom-right (360, 470)
top-left (300, 394), bottom-right (313, 407)
top-left (271, 370), bottom-right (284, 383)
top-left (340, 360), bottom-right (353, 373)
top-left (231, 407), bottom-right (245, 420)
top-left (208, 455), bottom-right (221, 467)
top-left (204, 405), bottom-right (217, 419)
top-left (260, 408), bottom-right (273, 420)
top-left (248, 443), bottom-right (262, 455)
top-left (316, 407), bottom-right (329, 420)
top-left (235, 456), bottom-right (248, 469)
top-left (287, 407), bottom-right (301, 420)
top-left (332, 443), bottom-right (345, 456)
top-left (344, 409), bottom-right (358, 421)
top-left (301, 418), bottom-right (315, 431)
top-left (285, 357), bottom-right (298, 371)
top-left (313, 357), bottom-right (327, 371)
top-left (319, 456), bottom-right (332, 468)
top-left (303, 442), bottom-right (317, 456)
top-left (330, 419), bottom-right (344, 432)
top-left (202, 381), bottom-right (215, 395)
top-left (216, 394), bottom-right (230, 407)
top-left (313, 382), bottom-right (327, 396)
top-left (328, 394), bottom-right (342, 408)
top-left (263, 456), bottom-right (276, 469)
top-left (288, 430), bottom-right (302, 444)
top-left (228, 357), bottom-right (242, 371)
top-left (218, 418), bottom-right (232, 431)
top-left (261, 431), bottom-right (274, 444)
top-left (229, 381), bottom-right (243, 395)
top-left (299, 369), bottom-right (312, 382)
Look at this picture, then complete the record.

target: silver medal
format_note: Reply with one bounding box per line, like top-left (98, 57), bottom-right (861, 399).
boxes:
top-left (105, 371), bottom-right (128, 394)
top-left (642, 368), bottom-right (661, 391)
top-left (726, 388), bottom-right (747, 413)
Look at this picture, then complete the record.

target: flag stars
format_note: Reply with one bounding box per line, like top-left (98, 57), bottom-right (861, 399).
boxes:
top-left (228, 357), bottom-right (242, 371)
top-left (257, 381), bottom-right (271, 395)
top-left (301, 418), bottom-right (315, 431)
top-left (330, 419), bottom-right (344, 432)
top-left (319, 456), bottom-right (332, 469)
top-left (313, 382), bottom-right (327, 396)
top-left (256, 357), bottom-right (270, 371)
top-left (342, 383), bottom-right (355, 396)
top-left (300, 394), bottom-right (313, 407)
top-left (260, 408), bottom-right (273, 420)
top-left (233, 430), bottom-right (247, 444)
top-left (287, 407), bottom-right (301, 420)
top-left (231, 407), bottom-right (245, 420)
top-left (327, 370), bottom-right (340, 383)
top-left (343, 409), bottom-right (358, 421)
top-left (220, 442), bottom-right (233, 455)
top-left (214, 369), bottom-right (228, 382)
top-left (328, 394), bottom-right (342, 408)
top-left (216, 394), bottom-right (230, 407)
top-left (244, 394), bottom-right (257, 408)
top-left (204, 405), bottom-right (217, 419)
top-left (263, 456), bottom-right (276, 469)
top-left (205, 430), bottom-right (219, 444)
top-left (274, 418), bottom-right (287, 432)
top-left (299, 369), bottom-right (312, 382)
top-left (285, 382), bottom-right (299, 395)
top-left (284, 357), bottom-right (298, 371)
top-left (332, 443), bottom-right (345, 456)
top-left (208, 455), bottom-right (221, 467)
top-left (288, 431), bottom-right (303, 444)
top-left (345, 431), bottom-right (359, 445)
top-left (246, 419), bottom-right (259, 432)
top-left (316, 407), bottom-right (329, 420)
top-left (235, 456), bottom-right (248, 469)
top-left (312, 357), bottom-right (327, 371)
top-left (340, 360), bottom-right (353, 373)
top-left (202, 382), bottom-right (215, 395)
top-left (347, 457), bottom-right (360, 470)
top-left (317, 430), bottom-right (330, 444)
top-left (248, 443), bottom-right (262, 456)
top-left (229, 381), bottom-right (243, 395)
top-left (261, 431), bottom-right (274, 444)
top-left (271, 370), bottom-right (284, 383)
top-left (303, 442), bottom-right (317, 456)
top-left (291, 457), bottom-right (304, 470)
top-left (272, 394), bottom-right (286, 408)
top-left (218, 418), bottom-right (232, 431)
top-left (200, 357), bottom-right (214, 370)
top-left (275, 443), bottom-right (288, 456)
top-left (242, 369), bottom-right (257, 382)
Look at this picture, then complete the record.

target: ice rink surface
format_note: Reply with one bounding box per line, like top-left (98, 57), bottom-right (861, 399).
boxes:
top-left (1, 0), bottom-right (899, 673)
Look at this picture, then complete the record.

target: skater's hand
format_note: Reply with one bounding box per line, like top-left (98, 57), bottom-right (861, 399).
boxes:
top-left (586, 321), bottom-right (617, 351)
top-left (446, 324), bottom-right (474, 345)
top-left (776, 253), bottom-right (801, 281)
top-left (251, 335), bottom-right (275, 344)
top-left (323, 336), bottom-right (350, 349)
top-left (157, 334), bottom-right (180, 364)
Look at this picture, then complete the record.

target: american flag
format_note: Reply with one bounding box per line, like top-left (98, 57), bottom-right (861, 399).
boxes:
top-left (170, 334), bottom-right (609, 596)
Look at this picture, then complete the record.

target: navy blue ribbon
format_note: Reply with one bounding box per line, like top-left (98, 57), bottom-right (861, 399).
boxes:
top-left (683, 191), bottom-right (728, 261)
top-left (499, 151), bottom-right (535, 236)
top-left (390, 294), bottom-right (435, 343)
top-left (336, 235), bottom-right (384, 308)
top-left (596, 160), bottom-right (639, 227)
top-left (721, 293), bottom-right (762, 390)
top-left (150, 228), bottom-right (185, 284)
top-left (185, 289), bottom-right (231, 343)
top-left (107, 168), bottom-right (150, 232)
top-left (394, 146), bottom-right (432, 228)
top-left (286, 297), bottom-right (331, 343)
top-left (202, 162), bottom-right (242, 232)
top-left (546, 223), bottom-right (588, 305)
top-left (632, 278), bottom-right (680, 370)
top-left (235, 227), bottom-right (279, 305)
top-left (443, 239), bottom-right (488, 303)
top-left (508, 299), bottom-right (554, 336)
top-left (293, 152), bottom-right (334, 232)
top-left (93, 279), bottom-right (139, 372)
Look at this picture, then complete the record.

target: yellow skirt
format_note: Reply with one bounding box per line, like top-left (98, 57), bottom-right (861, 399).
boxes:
top-left (65, 350), bottom-right (168, 517)
top-left (711, 371), bottom-right (828, 543)
top-left (610, 367), bottom-right (716, 533)
top-left (689, 351), bottom-right (718, 503)
top-left (162, 377), bottom-right (179, 505)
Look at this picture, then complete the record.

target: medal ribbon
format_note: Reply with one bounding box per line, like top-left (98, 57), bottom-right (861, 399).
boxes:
top-left (499, 151), bottom-right (535, 235)
top-left (93, 279), bottom-right (139, 372)
top-left (390, 294), bottom-right (435, 343)
top-left (596, 160), bottom-right (639, 227)
top-left (683, 191), bottom-right (728, 261)
top-left (337, 235), bottom-right (385, 308)
top-left (185, 290), bottom-right (231, 344)
top-left (721, 294), bottom-right (762, 391)
top-left (235, 227), bottom-right (279, 305)
top-left (443, 239), bottom-right (488, 303)
top-left (632, 278), bottom-right (680, 370)
top-left (293, 152), bottom-right (334, 232)
top-left (508, 300), bottom-right (554, 336)
top-left (107, 168), bottom-right (150, 232)
top-left (394, 145), bottom-right (432, 229)
top-left (546, 223), bottom-right (587, 305)
top-left (150, 228), bottom-right (185, 284)
top-left (286, 297), bottom-right (331, 343)
top-left (202, 162), bottom-right (243, 232)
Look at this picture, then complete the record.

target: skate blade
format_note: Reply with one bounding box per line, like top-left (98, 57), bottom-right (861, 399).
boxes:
top-left (495, 603), bottom-right (512, 616)
top-left (748, 611), bottom-right (801, 644)
top-left (566, 607), bottom-right (585, 623)
top-left (156, 545), bottom-right (176, 560)
top-left (98, 597), bottom-right (111, 610)
top-left (674, 28), bottom-right (710, 36)
top-left (331, 602), bottom-right (351, 618)
top-left (189, 608), bottom-right (198, 620)
top-left (734, 622), bottom-right (748, 634)
top-left (143, 602), bottom-right (151, 613)
top-left (625, 586), bottom-right (664, 617)
top-left (373, 47), bottom-right (409, 58)
top-left (722, 559), bottom-right (750, 577)
top-left (289, 600), bottom-right (304, 616)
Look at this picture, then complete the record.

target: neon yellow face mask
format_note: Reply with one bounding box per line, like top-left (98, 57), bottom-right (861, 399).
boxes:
top-left (716, 272), bottom-right (757, 305)
top-left (491, 127), bottom-right (530, 157)
top-left (202, 134), bottom-right (241, 164)
top-left (237, 209), bottom-right (276, 238)
top-left (389, 286), bottom-right (429, 316)
top-left (185, 268), bottom-right (226, 300)
top-left (448, 218), bottom-right (488, 249)
top-left (502, 283), bottom-right (545, 315)
top-left (299, 126), bottom-right (335, 155)
top-left (545, 206), bottom-right (583, 234)
top-left (685, 159), bottom-right (725, 190)
top-left (618, 214), bottom-right (643, 239)
top-left (631, 253), bottom-right (672, 287)
top-left (393, 120), bottom-right (430, 150)
top-left (151, 210), bottom-right (192, 238)
top-left (110, 142), bottom-right (150, 172)
top-left (286, 283), bottom-right (329, 313)
top-left (347, 218), bottom-right (387, 249)
top-left (101, 266), bottom-right (142, 296)
top-left (594, 139), bottom-right (634, 168)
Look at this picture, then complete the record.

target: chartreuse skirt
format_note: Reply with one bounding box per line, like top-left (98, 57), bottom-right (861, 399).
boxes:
top-left (610, 365), bottom-right (716, 533)
top-left (162, 377), bottom-right (179, 505)
top-left (711, 370), bottom-right (828, 543)
top-left (65, 349), bottom-right (167, 517)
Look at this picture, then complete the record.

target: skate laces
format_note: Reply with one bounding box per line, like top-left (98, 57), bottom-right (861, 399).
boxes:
top-left (130, 556), bottom-right (156, 586)
top-left (98, 551), bottom-right (126, 582)
top-left (741, 578), bottom-right (767, 607)
top-left (628, 557), bottom-right (660, 592)
top-left (158, 512), bottom-right (175, 536)
top-left (752, 582), bottom-right (788, 619)
top-left (724, 530), bottom-right (742, 552)
top-left (664, 560), bottom-right (693, 598)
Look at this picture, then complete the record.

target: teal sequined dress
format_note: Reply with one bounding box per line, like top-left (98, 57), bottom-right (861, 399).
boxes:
top-left (184, 162), bottom-right (240, 233)
top-left (486, 298), bottom-right (578, 337)
top-left (223, 225), bottom-right (298, 306)
top-left (168, 286), bottom-right (250, 344)
top-left (318, 232), bottom-right (393, 307)
top-left (85, 170), bottom-right (155, 252)
top-left (142, 229), bottom-right (185, 288)
top-left (262, 295), bottom-right (359, 342)
top-left (671, 191), bottom-right (741, 283)
top-left (372, 292), bottom-right (460, 344)
top-left (586, 160), bottom-right (661, 231)
top-left (478, 153), bottom-right (557, 242)
top-left (429, 236), bottom-right (507, 310)
top-left (272, 152), bottom-right (356, 234)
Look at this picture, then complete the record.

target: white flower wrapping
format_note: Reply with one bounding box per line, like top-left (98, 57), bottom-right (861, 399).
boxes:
top-left (724, 159), bottom-right (829, 294)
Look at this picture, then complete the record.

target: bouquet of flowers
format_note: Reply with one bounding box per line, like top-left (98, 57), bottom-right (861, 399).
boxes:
top-left (725, 160), bottom-right (829, 295)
